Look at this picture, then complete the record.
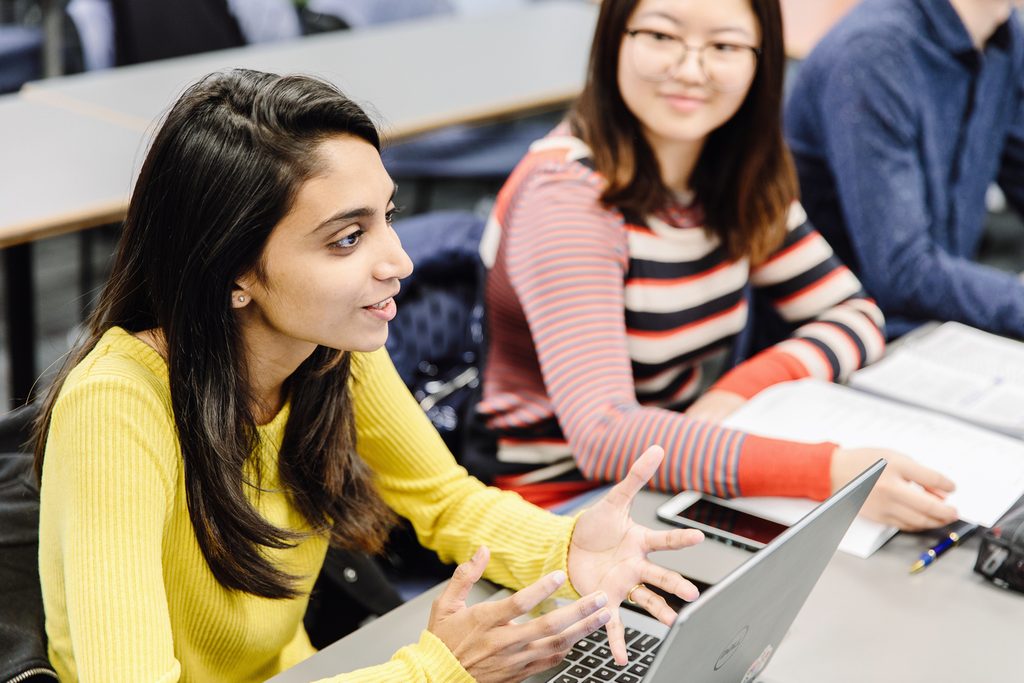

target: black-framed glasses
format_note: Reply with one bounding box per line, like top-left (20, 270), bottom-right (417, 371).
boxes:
top-left (624, 28), bottom-right (761, 92)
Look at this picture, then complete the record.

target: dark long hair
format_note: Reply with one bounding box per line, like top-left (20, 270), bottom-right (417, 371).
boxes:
top-left (33, 69), bottom-right (396, 599)
top-left (569, 0), bottom-right (795, 264)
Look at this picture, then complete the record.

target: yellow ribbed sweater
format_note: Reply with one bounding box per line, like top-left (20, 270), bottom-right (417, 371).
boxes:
top-left (38, 327), bottom-right (577, 682)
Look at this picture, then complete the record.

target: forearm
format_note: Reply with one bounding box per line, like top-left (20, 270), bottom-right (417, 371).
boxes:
top-left (352, 348), bottom-right (578, 594)
top-left (313, 631), bottom-right (473, 683)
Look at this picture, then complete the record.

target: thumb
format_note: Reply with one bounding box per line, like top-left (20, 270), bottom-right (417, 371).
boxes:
top-left (439, 545), bottom-right (489, 612)
top-left (900, 459), bottom-right (955, 494)
top-left (607, 445), bottom-right (664, 508)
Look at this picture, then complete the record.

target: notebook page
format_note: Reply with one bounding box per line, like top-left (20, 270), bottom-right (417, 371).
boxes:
top-left (722, 380), bottom-right (1024, 557)
top-left (850, 322), bottom-right (1024, 436)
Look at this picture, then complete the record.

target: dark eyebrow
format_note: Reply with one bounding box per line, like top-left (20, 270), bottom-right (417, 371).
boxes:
top-left (311, 182), bottom-right (398, 236)
top-left (709, 27), bottom-right (756, 39)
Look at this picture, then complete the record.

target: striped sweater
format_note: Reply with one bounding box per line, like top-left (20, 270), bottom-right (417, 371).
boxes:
top-left (477, 131), bottom-right (886, 501)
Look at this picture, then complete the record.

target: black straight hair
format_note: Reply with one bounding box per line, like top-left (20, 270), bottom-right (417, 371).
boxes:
top-left (33, 69), bottom-right (396, 599)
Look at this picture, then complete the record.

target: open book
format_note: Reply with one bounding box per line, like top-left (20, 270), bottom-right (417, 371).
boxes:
top-left (849, 322), bottom-right (1024, 437)
top-left (722, 379), bottom-right (1024, 558)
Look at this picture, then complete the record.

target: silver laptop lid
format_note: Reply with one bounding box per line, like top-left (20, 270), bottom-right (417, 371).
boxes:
top-left (644, 459), bottom-right (885, 683)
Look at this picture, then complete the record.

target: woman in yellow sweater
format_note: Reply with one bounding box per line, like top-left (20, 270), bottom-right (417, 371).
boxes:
top-left (32, 69), bottom-right (704, 682)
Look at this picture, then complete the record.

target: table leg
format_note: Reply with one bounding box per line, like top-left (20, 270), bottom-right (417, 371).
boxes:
top-left (4, 243), bottom-right (36, 408)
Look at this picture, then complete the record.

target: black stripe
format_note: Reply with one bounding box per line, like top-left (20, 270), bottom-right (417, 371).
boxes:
top-left (757, 258), bottom-right (842, 304)
top-left (820, 319), bottom-right (868, 367)
top-left (779, 220), bottom-right (816, 247)
top-left (625, 246), bottom-right (733, 280)
top-left (800, 336), bottom-right (842, 378)
top-left (489, 416), bottom-right (565, 441)
top-left (631, 338), bottom-right (736, 379)
top-left (625, 289), bottom-right (744, 333)
top-left (635, 366), bottom-right (697, 404)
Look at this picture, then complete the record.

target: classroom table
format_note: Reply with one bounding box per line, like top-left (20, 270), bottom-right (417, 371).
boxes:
top-left (20, 1), bottom-right (596, 136)
top-left (269, 490), bottom-right (1024, 683)
top-left (0, 94), bottom-right (145, 402)
top-left (1, 0), bottom-right (597, 404)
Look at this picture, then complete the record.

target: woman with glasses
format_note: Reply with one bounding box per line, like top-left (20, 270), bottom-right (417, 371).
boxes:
top-left (470, 0), bottom-right (959, 532)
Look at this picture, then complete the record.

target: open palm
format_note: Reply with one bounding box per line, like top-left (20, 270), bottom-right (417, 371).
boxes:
top-left (566, 446), bottom-right (704, 665)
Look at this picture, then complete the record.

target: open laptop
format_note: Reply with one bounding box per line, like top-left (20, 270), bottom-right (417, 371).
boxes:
top-left (522, 459), bottom-right (885, 683)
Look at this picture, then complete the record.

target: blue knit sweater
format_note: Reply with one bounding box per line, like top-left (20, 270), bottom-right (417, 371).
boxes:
top-left (785, 0), bottom-right (1024, 338)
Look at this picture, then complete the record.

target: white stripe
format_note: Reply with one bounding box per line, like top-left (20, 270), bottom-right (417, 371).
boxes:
top-left (625, 261), bottom-right (748, 313)
top-left (527, 135), bottom-right (593, 162)
top-left (496, 440), bottom-right (573, 465)
top-left (635, 363), bottom-right (695, 394)
top-left (797, 322), bottom-right (859, 379)
top-left (843, 296), bottom-right (886, 330)
top-left (627, 217), bottom-right (721, 263)
top-left (775, 339), bottom-right (833, 379)
top-left (627, 304), bottom-right (747, 364)
top-left (479, 215), bottom-right (503, 268)
top-left (750, 234), bottom-right (832, 286)
top-left (786, 201), bottom-right (808, 230)
top-left (775, 269), bottom-right (862, 321)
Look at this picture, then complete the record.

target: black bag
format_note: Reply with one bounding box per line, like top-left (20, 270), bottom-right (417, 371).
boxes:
top-left (975, 500), bottom-right (1024, 594)
top-left (386, 211), bottom-right (486, 458)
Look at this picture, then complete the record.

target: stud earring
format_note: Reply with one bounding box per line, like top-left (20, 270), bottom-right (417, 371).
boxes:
top-left (237, 295), bottom-right (246, 303)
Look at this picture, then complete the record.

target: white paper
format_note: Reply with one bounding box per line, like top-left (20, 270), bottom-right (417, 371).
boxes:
top-left (850, 322), bottom-right (1024, 436)
top-left (722, 380), bottom-right (1024, 557)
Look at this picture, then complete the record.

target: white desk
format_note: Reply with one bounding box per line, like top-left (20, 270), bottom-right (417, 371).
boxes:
top-left (270, 490), bottom-right (1024, 682)
top-left (21, 1), bottom-right (596, 139)
top-left (1, 0), bottom-right (596, 404)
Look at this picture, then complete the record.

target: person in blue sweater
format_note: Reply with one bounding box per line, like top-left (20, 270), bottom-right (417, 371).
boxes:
top-left (785, 0), bottom-right (1024, 339)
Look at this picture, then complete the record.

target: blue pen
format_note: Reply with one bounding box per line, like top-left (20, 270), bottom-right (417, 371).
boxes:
top-left (909, 522), bottom-right (979, 574)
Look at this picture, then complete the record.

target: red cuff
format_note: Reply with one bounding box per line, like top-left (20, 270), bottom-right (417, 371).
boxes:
top-left (712, 348), bottom-right (810, 399)
top-left (737, 435), bottom-right (836, 500)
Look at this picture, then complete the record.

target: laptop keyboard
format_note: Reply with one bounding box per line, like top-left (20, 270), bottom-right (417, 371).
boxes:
top-left (545, 626), bottom-right (662, 683)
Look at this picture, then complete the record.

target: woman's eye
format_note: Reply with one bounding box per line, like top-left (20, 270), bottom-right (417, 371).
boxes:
top-left (711, 42), bottom-right (741, 53)
top-left (647, 30), bottom-right (675, 42)
top-left (331, 228), bottom-right (364, 250)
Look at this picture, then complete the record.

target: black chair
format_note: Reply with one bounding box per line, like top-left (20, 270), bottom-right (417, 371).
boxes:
top-left (0, 25), bottom-right (42, 94)
top-left (108, 0), bottom-right (244, 65)
top-left (0, 402), bottom-right (56, 683)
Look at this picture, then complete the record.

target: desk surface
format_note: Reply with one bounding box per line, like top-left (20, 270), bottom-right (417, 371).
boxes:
top-left (22, 1), bottom-right (595, 138)
top-left (0, 95), bottom-right (145, 248)
top-left (6, 1), bottom-right (595, 244)
top-left (271, 490), bottom-right (1024, 682)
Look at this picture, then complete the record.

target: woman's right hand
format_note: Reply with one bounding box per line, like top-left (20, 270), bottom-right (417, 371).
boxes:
top-left (830, 447), bottom-right (958, 531)
top-left (427, 546), bottom-right (611, 683)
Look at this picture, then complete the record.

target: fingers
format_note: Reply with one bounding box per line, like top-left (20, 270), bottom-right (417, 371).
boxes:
top-left (899, 459), bottom-right (956, 494)
top-left (877, 481), bottom-right (958, 531)
top-left (606, 445), bottom-right (665, 507)
top-left (622, 584), bottom-right (677, 626)
top-left (888, 491), bottom-right (958, 531)
top-left (488, 570), bottom-right (569, 625)
top-left (605, 612), bottom-right (629, 665)
top-left (440, 546), bottom-right (489, 610)
top-left (523, 591), bottom-right (610, 642)
top-left (643, 527), bottom-right (704, 553)
top-left (640, 563), bottom-right (701, 606)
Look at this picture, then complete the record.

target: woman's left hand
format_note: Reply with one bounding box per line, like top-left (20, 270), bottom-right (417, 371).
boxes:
top-left (566, 445), bottom-right (704, 666)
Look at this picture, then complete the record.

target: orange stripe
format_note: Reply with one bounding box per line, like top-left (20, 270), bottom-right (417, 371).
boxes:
top-left (761, 230), bottom-right (817, 263)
